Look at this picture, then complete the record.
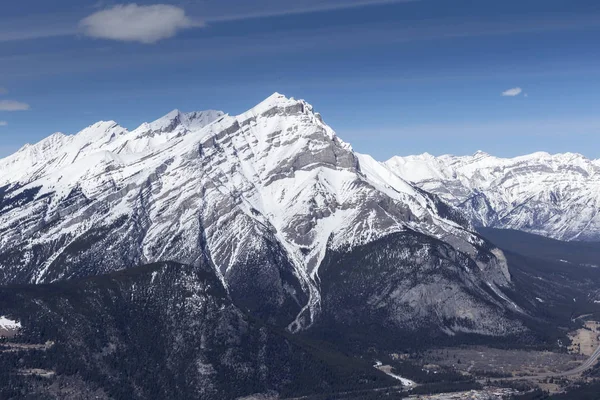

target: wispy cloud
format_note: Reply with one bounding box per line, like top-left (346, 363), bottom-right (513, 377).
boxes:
top-left (0, 12), bottom-right (76, 43)
top-left (205, 0), bottom-right (417, 22)
top-left (501, 87), bottom-right (523, 97)
top-left (0, 87), bottom-right (7, 95)
top-left (4, 15), bottom-right (600, 83)
top-left (1, 1), bottom-right (599, 46)
top-left (0, 0), bottom-right (416, 43)
top-left (0, 121), bottom-right (7, 126)
top-left (80, 4), bottom-right (203, 44)
top-left (0, 100), bottom-right (30, 111)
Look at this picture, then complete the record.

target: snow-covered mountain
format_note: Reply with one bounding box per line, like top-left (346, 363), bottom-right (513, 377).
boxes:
top-left (0, 109), bottom-right (224, 186)
top-left (385, 151), bottom-right (600, 241)
top-left (0, 93), bottom-right (521, 337)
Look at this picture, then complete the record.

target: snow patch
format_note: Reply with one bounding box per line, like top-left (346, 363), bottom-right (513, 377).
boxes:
top-left (0, 316), bottom-right (21, 331)
top-left (373, 361), bottom-right (416, 388)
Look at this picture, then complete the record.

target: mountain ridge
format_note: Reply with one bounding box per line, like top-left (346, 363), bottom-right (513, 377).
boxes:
top-left (385, 150), bottom-right (600, 241)
top-left (0, 93), bottom-right (521, 339)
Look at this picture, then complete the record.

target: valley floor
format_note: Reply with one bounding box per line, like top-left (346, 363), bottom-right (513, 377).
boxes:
top-left (407, 387), bottom-right (518, 400)
top-left (568, 321), bottom-right (600, 356)
top-left (419, 346), bottom-right (586, 378)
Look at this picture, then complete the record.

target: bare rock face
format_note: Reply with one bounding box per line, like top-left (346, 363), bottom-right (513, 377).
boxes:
top-left (319, 232), bottom-right (523, 343)
top-left (0, 93), bottom-right (517, 337)
top-left (385, 151), bottom-right (600, 241)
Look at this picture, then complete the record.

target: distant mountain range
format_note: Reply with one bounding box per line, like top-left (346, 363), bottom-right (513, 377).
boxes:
top-left (386, 151), bottom-right (600, 241)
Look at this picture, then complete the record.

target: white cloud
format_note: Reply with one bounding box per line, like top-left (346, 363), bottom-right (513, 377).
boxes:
top-left (501, 87), bottom-right (523, 97)
top-left (0, 100), bottom-right (30, 111)
top-left (0, 121), bottom-right (7, 126)
top-left (80, 4), bottom-right (202, 44)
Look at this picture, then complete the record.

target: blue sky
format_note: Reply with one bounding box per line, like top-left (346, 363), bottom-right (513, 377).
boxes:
top-left (1, 0), bottom-right (599, 160)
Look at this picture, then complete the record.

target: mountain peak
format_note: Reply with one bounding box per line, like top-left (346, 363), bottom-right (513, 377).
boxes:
top-left (134, 109), bottom-right (224, 136)
top-left (419, 152), bottom-right (436, 159)
top-left (249, 92), bottom-right (303, 113)
top-left (87, 120), bottom-right (120, 130)
top-left (184, 110), bottom-right (225, 131)
top-left (164, 108), bottom-right (183, 118)
top-left (144, 110), bottom-right (185, 132)
top-left (265, 91), bottom-right (288, 101)
top-left (74, 121), bottom-right (127, 143)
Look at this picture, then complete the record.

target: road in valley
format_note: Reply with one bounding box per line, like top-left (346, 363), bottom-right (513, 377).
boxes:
top-left (283, 343), bottom-right (600, 399)
top-left (556, 342), bottom-right (600, 377)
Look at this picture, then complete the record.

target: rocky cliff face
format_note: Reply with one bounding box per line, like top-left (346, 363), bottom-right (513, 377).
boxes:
top-left (0, 93), bottom-right (519, 337)
top-left (385, 151), bottom-right (600, 241)
top-left (319, 232), bottom-right (521, 342)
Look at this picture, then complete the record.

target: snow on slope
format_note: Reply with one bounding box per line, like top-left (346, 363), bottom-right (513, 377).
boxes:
top-left (0, 110), bottom-right (224, 188)
top-left (0, 94), bottom-right (512, 332)
top-left (0, 316), bottom-right (21, 330)
top-left (385, 151), bottom-right (600, 241)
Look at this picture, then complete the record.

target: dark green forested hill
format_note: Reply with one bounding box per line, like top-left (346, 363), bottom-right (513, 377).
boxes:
top-left (0, 261), bottom-right (394, 400)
